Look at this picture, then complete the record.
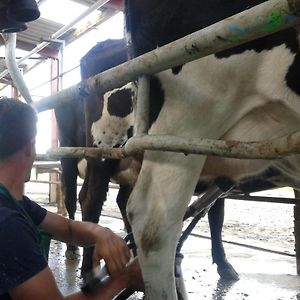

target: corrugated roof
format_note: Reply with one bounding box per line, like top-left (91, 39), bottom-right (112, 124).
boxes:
top-left (0, 0), bottom-right (122, 88)
top-left (17, 18), bottom-right (63, 47)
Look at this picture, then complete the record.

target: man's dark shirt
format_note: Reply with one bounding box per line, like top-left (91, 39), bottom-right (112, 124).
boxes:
top-left (0, 195), bottom-right (48, 299)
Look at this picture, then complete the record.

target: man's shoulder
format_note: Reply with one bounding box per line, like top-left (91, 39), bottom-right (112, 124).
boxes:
top-left (22, 196), bottom-right (47, 225)
top-left (0, 200), bottom-right (18, 222)
top-left (0, 204), bottom-right (26, 230)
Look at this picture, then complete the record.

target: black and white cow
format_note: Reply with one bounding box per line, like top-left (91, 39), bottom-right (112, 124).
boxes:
top-left (90, 69), bottom-right (300, 288)
top-left (54, 38), bottom-right (128, 260)
top-left (115, 0), bottom-right (300, 299)
top-left (80, 45), bottom-right (240, 281)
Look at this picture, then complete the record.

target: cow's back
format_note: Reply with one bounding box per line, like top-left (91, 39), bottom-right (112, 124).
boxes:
top-left (126, 0), bottom-right (268, 56)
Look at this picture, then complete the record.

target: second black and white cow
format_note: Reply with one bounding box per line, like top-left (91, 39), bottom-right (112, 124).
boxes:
top-left (91, 82), bottom-right (135, 148)
top-left (54, 38), bottom-right (128, 260)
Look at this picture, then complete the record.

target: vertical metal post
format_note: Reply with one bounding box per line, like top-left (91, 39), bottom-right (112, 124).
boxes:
top-left (49, 54), bottom-right (60, 204)
top-left (134, 75), bottom-right (150, 136)
top-left (294, 204), bottom-right (300, 274)
top-left (11, 84), bottom-right (18, 98)
top-left (293, 190), bottom-right (300, 274)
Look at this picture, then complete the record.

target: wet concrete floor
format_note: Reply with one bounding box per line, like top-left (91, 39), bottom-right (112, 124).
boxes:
top-left (47, 214), bottom-right (300, 299)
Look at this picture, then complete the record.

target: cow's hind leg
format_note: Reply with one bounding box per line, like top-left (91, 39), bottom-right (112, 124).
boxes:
top-left (127, 152), bottom-right (205, 300)
top-left (61, 158), bottom-right (81, 259)
top-left (208, 198), bottom-right (239, 280)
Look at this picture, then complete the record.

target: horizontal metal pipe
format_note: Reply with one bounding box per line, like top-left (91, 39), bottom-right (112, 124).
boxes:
top-left (36, 147), bottom-right (128, 161)
top-left (32, 84), bottom-right (80, 112)
top-left (124, 132), bottom-right (300, 159)
top-left (33, 0), bottom-right (300, 113)
top-left (228, 194), bottom-right (300, 204)
top-left (37, 130), bottom-right (300, 160)
top-left (29, 179), bottom-right (61, 185)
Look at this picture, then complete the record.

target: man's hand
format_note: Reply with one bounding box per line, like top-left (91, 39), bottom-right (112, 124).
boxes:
top-left (92, 227), bottom-right (130, 277)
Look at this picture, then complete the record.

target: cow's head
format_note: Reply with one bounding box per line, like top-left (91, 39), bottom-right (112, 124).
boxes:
top-left (91, 83), bottom-right (135, 148)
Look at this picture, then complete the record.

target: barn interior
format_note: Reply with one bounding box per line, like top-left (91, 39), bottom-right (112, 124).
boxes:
top-left (1, 0), bottom-right (300, 299)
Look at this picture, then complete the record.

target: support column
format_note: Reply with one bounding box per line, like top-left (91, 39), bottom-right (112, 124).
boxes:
top-left (11, 84), bottom-right (18, 98)
top-left (49, 54), bottom-right (60, 204)
top-left (293, 190), bottom-right (300, 275)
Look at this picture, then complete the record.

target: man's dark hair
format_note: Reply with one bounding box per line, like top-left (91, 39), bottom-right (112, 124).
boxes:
top-left (0, 98), bottom-right (37, 159)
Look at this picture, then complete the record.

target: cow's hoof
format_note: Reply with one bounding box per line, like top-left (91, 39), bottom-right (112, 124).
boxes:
top-left (65, 245), bottom-right (81, 260)
top-left (217, 264), bottom-right (239, 281)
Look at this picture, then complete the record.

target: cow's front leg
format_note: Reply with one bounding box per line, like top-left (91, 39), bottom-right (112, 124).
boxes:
top-left (127, 151), bottom-right (206, 300)
top-left (79, 159), bottom-right (117, 279)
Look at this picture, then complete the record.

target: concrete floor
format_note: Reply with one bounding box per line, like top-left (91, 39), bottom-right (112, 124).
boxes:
top-left (181, 237), bottom-right (300, 300)
top-left (47, 214), bottom-right (300, 300)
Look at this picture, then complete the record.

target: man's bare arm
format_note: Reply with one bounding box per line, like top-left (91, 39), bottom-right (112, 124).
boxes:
top-left (39, 211), bottom-right (130, 276)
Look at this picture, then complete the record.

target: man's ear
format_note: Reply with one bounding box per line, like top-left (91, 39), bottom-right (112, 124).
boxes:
top-left (24, 142), bottom-right (33, 157)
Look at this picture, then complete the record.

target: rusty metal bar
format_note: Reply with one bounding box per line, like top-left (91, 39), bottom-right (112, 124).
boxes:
top-left (32, 0), bottom-right (300, 113)
top-left (37, 131), bottom-right (300, 160)
top-left (36, 147), bottom-right (128, 161)
top-left (124, 132), bottom-right (300, 159)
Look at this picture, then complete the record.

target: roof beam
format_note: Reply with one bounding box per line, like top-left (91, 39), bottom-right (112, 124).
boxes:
top-left (0, 35), bottom-right (59, 58)
top-left (0, 0), bottom-right (112, 80)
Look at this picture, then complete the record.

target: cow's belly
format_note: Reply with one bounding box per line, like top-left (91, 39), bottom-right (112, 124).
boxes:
top-left (200, 101), bottom-right (300, 188)
top-left (147, 45), bottom-right (300, 191)
top-left (152, 44), bottom-right (299, 140)
top-left (199, 155), bottom-right (300, 193)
